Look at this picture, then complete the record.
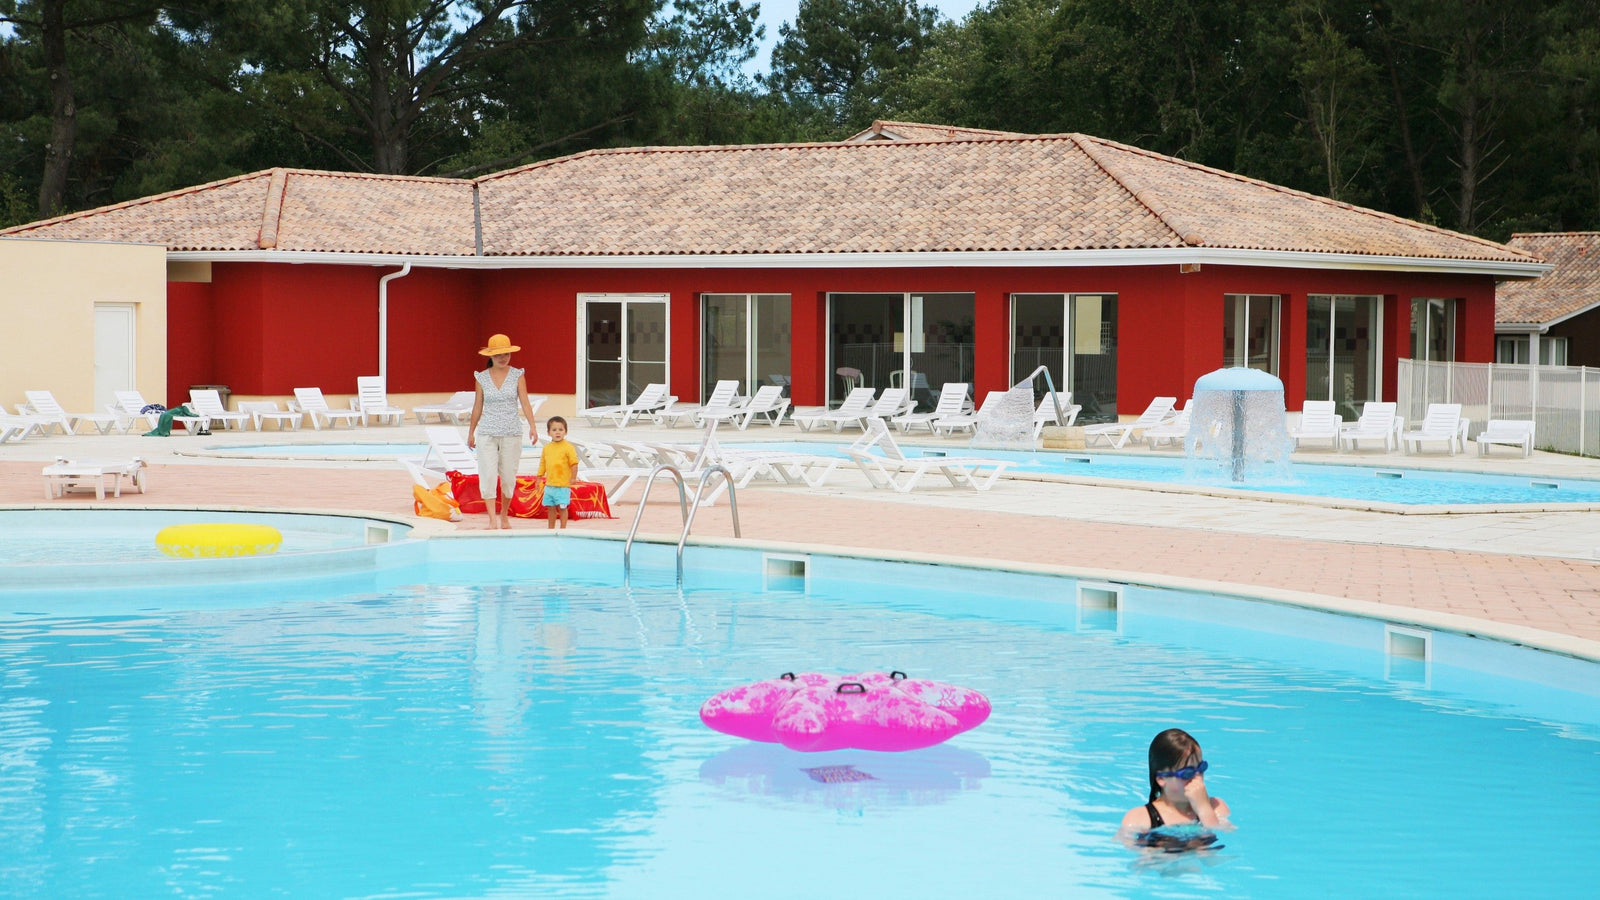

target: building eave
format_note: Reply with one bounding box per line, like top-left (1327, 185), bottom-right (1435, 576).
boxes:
top-left (163, 246), bottom-right (1550, 278)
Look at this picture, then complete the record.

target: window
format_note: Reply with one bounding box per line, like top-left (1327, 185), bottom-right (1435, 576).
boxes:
top-left (1223, 294), bottom-right (1280, 373)
top-left (1543, 337), bottom-right (1569, 366)
top-left (702, 294), bottom-right (791, 400)
top-left (1306, 294), bottom-right (1381, 421)
top-left (1496, 336), bottom-right (1525, 364)
top-left (1497, 335), bottom-right (1569, 366)
top-left (1410, 298), bottom-right (1458, 362)
top-left (1011, 293), bottom-right (1118, 422)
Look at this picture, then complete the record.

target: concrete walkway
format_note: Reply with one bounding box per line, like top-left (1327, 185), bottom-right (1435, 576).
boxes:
top-left (5, 422), bottom-right (1600, 649)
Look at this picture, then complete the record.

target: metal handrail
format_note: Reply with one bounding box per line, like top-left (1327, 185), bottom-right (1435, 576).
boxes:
top-left (1021, 364), bottom-right (1069, 431)
top-left (623, 465), bottom-right (689, 585)
top-left (677, 465), bottom-right (741, 584)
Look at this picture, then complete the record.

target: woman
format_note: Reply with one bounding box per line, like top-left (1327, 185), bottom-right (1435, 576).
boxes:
top-left (1120, 728), bottom-right (1230, 839)
top-left (467, 333), bottom-right (539, 529)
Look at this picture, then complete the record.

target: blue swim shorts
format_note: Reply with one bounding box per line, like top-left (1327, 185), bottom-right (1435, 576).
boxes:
top-left (542, 485), bottom-right (572, 508)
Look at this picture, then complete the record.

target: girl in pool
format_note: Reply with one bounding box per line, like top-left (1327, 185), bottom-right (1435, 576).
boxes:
top-left (1121, 728), bottom-right (1230, 840)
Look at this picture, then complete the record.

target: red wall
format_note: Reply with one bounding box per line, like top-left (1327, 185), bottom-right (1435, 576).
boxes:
top-left (167, 261), bottom-right (1500, 412)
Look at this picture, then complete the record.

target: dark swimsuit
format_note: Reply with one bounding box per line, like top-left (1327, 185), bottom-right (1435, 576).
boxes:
top-left (1144, 802), bottom-right (1166, 827)
top-left (1139, 802), bottom-right (1222, 852)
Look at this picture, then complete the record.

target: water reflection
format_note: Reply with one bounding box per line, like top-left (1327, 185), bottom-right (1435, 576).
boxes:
top-left (700, 742), bottom-right (990, 811)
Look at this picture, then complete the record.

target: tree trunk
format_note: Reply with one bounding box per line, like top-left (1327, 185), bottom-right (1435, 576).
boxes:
top-left (37, 0), bottom-right (76, 218)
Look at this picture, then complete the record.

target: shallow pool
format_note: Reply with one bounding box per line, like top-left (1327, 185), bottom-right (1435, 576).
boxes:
top-left (1, 540), bottom-right (1595, 898)
top-left (0, 510), bottom-right (406, 565)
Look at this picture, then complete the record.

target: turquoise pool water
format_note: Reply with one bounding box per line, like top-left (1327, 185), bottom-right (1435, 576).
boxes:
top-left (215, 440), bottom-right (1600, 506)
top-left (1, 540), bottom-right (1596, 898)
top-left (0, 510), bottom-right (403, 564)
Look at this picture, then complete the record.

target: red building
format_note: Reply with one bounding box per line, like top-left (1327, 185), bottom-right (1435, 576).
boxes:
top-left (1, 122), bottom-right (1547, 422)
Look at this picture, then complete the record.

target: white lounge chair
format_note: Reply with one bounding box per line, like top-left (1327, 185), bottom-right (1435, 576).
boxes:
top-left (2, 411), bottom-right (51, 441)
top-left (412, 391), bottom-right (476, 425)
top-left (893, 382), bottom-right (969, 433)
top-left (1339, 402), bottom-right (1402, 452)
top-left (792, 387), bottom-right (876, 432)
top-left (293, 387), bottom-right (365, 430)
top-left (109, 390), bottom-right (163, 433)
top-left (355, 376), bottom-right (406, 426)
top-left (24, 390), bottom-right (118, 435)
top-left (847, 419), bottom-right (1015, 492)
top-left (859, 387), bottom-right (911, 429)
top-left (1401, 403), bottom-right (1469, 455)
top-left (42, 456), bottom-right (148, 500)
top-left (700, 384), bottom-right (791, 430)
top-left (1289, 400), bottom-right (1343, 450)
top-left (422, 425), bottom-right (482, 474)
top-left (238, 400), bottom-right (304, 431)
top-left (580, 383), bottom-right (675, 428)
top-left (929, 390), bottom-right (1004, 437)
top-left (1143, 403), bottom-right (1192, 449)
top-left (1033, 391), bottom-right (1082, 438)
top-left (1084, 396), bottom-right (1177, 449)
top-left (1476, 419), bottom-right (1534, 458)
top-left (657, 380), bottom-right (741, 427)
top-left (188, 389), bottom-right (251, 431)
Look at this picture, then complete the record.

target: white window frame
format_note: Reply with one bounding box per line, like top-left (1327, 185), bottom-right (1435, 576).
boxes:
top-left (575, 293), bottom-right (671, 408)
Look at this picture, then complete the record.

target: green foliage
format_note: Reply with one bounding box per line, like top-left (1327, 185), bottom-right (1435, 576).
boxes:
top-left (2, 0), bottom-right (1600, 236)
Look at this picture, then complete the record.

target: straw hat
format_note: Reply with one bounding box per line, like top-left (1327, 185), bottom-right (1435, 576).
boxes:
top-left (478, 333), bottom-right (521, 356)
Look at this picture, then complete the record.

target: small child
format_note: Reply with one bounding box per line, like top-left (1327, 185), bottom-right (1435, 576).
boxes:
top-left (538, 416), bottom-right (580, 529)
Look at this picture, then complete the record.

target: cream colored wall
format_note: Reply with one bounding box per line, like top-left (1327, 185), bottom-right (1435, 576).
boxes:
top-left (0, 238), bottom-right (167, 413)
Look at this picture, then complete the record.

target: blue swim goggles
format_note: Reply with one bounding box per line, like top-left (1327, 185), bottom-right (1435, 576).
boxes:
top-left (1156, 760), bottom-right (1209, 781)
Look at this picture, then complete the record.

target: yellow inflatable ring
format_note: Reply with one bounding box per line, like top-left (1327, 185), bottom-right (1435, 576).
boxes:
top-left (156, 523), bottom-right (283, 558)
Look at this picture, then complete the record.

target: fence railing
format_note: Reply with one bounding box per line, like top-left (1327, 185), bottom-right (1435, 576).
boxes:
top-left (1396, 359), bottom-right (1600, 457)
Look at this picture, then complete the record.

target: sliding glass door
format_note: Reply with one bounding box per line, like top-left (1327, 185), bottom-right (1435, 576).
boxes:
top-left (1011, 293), bottom-right (1118, 423)
top-left (1306, 294), bottom-right (1380, 421)
top-left (702, 294), bottom-right (792, 399)
top-left (580, 295), bottom-right (668, 408)
top-left (1224, 294), bottom-right (1280, 374)
top-left (828, 293), bottom-right (973, 410)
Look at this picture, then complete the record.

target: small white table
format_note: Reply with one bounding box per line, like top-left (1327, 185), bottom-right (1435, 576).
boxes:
top-left (43, 457), bottom-right (148, 500)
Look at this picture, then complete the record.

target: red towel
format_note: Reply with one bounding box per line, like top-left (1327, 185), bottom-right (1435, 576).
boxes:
top-left (445, 471), bottom-right (614, 520)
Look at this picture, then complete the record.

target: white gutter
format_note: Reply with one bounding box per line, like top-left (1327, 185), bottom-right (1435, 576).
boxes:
top-left (377, 263), bottom-right (412, 382)
top-left (165, 246), bottom-right (1552, 279)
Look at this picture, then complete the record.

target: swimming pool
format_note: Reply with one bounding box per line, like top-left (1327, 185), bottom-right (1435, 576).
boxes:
top-left (208, 439), bottom-right (1600, 508)
top-left (0, 509), bottom-right (409, 565)
top-left (1, 534), bottom-right (1595, 898)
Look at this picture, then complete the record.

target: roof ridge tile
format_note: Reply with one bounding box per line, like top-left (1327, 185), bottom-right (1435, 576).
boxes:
top-left (257, 168), bottom-right (288, 250)
top-left (1070, 133), bottom-right (1203, 246)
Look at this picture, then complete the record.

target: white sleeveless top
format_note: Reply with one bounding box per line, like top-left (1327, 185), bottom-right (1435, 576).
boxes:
top-left (474, 367), bottom-right (525, 436)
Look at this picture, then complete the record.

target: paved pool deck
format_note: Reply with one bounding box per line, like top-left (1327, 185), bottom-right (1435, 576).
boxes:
top-left (5, 421), bottom-right (1600, 651)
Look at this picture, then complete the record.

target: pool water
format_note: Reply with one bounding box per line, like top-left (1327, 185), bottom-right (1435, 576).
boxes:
top-left (217, 440), bottom-right (1600, 506)
top-left (0, 511), bottom-right (388, 564)
top-left (2, 564), bottom-right (1596, 898)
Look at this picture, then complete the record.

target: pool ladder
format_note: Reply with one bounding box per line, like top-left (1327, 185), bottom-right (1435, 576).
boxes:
top-left (622, 464), bottom-right (742, 587)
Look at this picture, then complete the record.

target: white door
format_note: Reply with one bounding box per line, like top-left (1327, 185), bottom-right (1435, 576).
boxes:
top-left (578, 294), bottom-right (669, 408)
top-left (94, 303), bottom-right (137, 411)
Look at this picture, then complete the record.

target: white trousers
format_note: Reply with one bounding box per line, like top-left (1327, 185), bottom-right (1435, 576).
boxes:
top-left (476, 434), bottom-right (522, 507)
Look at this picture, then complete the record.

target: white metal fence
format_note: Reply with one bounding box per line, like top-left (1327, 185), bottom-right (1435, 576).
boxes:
top-left (1396, 359), bottom-right (1600, 457)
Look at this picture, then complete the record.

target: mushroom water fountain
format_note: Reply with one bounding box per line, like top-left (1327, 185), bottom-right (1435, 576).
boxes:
top-left (1185, 367), bottom-right (1294, 483)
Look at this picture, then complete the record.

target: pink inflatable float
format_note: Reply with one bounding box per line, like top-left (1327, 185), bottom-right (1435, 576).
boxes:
top-left (699, 671), bottom-right (991, 752)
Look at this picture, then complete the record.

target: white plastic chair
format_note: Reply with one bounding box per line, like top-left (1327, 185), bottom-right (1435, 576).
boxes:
top-left (894, 382), bottom-right (969, 433)
top-left (1476, 420), bottom-right (1534, 458)
top-left (580, 383), bottom-right (675, 428)
top-left (412, 391), bottom-right (476, 425)
top-left (1084, 397), bottom-right (1177, 449)
top-left (1033, 391), bottom-right (1081, 438)
top-left (846, 419), bottom-right (1015, 492)
top-left (1401, 403), bottom-right (1468, 455)
top-left (657, 379), bottom-right (741, 427)
top-left (24, 390), bottom-right (118, 435)
top-left (188, 389), bottom-right (251, 430)
top-left (792, 387), bottom-right (877, 432)
top-left (700, 384), bottom-right (790, 430)
top-left (294, 387), bottom-right (364, 429)
top-left (1339, 402), bottom-right (1402, 452)
top-left (1289, 400), bottom-right (1343, 450)
top-left (355, 376), bottom-right (406, 426)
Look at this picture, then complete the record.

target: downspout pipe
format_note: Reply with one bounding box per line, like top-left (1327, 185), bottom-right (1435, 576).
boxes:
top-left (378, 263), bottom-right (413, 384)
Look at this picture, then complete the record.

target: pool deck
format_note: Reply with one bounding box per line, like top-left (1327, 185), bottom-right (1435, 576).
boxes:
top-left (5, 423), bottom-right (1600, 651)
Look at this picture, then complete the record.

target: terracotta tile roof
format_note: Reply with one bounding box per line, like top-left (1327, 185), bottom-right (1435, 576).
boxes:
top-left (1, 129), bottom-right (1538, 266)
top-left (1496, 233), bottom-right (1600, 325)
top-left (476, 136), bottom-right (1179, 255)
top-left (478, 134), bottom-right (1536, 261)
top-left (845, 120), bottom-right (1030, 141)
top-left (0, 168), bottom-right (475, 254)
